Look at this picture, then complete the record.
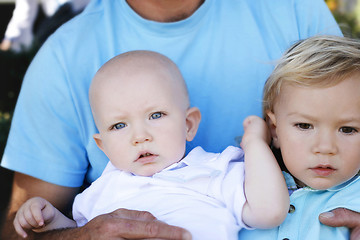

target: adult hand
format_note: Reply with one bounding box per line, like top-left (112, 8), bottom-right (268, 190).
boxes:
top-left (319, 208), bottom-right (360, 240)
top-left (75, 208), bottom-right (192, 240)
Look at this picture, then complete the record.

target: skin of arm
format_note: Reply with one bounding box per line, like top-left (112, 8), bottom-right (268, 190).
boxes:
top-left (1, 173), bottom-right (192, 240)
top-left (240, 115), bottom-right (289, 229)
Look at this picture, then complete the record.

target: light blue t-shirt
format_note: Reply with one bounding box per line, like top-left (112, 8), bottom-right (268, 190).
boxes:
top-left (239, 173), bottom-right (360, 240)
top-left (1, 0), bottom-right (341, 187)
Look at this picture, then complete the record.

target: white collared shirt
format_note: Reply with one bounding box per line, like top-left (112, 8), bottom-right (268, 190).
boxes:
top-left (73, 146), bottom-right (248, 240)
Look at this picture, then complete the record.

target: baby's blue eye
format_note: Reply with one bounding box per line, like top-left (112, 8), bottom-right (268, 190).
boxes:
top-left (150, 112), bottom-right (163, 120)
top-left (113, 122), bottom-right (126, 130)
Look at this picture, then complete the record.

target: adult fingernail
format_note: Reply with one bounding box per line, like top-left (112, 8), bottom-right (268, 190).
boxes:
top-left (320, 212), bottom-right (335, 218)
top-left (182, 231), bottom-right (192, 240)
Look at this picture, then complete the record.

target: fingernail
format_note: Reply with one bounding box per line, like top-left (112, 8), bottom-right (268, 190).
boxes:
top-left (320, 212), bottom-right (335, 218)
top-left (182, 231), bottom-right (192, 240)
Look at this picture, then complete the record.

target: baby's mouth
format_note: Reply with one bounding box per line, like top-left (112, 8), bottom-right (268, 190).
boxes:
top-left (139, 152), bottom-right (153, 158)
top-left (135, 151), bottom-right (158, 164)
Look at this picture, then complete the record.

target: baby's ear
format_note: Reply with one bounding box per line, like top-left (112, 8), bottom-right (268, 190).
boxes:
top-left (185, 107), bottom-right (201, 141)
top-left (93, 133), bottom-right (104, 151)
top-left (266, 111), bottom-right (280, 149)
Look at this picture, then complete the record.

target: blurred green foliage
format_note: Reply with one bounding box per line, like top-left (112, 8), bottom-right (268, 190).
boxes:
top-left (0, 112), bottom-right (11, 148)
top-left (0, 47), bottom-right (37, 156)
top-left (326, 0), bottom-right (360, 38)
top-left (333, 11), bottom-right (360, 38)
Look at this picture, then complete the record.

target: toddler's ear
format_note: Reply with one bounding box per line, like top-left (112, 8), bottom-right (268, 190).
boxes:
top-left (185, 107), bottom-right (201, 141)
top-left (266, 111), bottom-right (280, 149)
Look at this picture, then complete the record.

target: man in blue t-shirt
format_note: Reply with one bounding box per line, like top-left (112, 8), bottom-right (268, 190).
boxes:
top-left (2, 0), bottom-right (360, 239)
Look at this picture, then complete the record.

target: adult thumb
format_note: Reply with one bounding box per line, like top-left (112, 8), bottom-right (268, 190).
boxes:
top-left (319, 208), bottom-right (360, 228)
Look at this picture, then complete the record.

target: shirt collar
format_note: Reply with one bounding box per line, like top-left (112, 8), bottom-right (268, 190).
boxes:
top-left (283, 171), bottom-right (360, 194)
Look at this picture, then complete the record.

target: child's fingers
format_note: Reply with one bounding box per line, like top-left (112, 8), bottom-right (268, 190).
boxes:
top-left (41, 202), bottom-right (56, 224)
top-left (242, 116), bottom-right (252, 129)
top-left (23, 206), bottom-right (43, 228)
top-left (13, 197), bottom-right (52, 238)
top-left (30, 200), bottom-right (47, 227)
top-left (14, 212), bottom-right (36, 238)
top-left (13, 216), bottom-right (28, 238)
top-left (31, 197), bottom-right (56, 226)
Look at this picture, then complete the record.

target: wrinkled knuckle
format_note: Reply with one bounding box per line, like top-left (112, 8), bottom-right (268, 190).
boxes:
top-left (145, 221), bottom-right (160, 237)
top-left (93, 216), bottom-right (116, 234)
top-left (338, 207), bottom-right (347, 213)
top-left (337, 207), bottom-right (353, 218)
top-left (138, 210), bottom-right (156, 220)
top-left (113, 208), bottom-right (126, 214)
top-left (103, 220), bottom-right (118, 233)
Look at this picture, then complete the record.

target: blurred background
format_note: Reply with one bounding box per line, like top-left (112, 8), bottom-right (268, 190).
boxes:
top-left (0, 0), bottom-right (359, 226)
top-left (0, 0), bottom-right (89, 223)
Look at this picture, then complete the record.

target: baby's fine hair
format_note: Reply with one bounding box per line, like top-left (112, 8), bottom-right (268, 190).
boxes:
top-left (263, 35), bottom-right (360, 114)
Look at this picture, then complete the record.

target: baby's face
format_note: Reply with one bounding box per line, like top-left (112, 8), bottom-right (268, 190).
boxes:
top-left (268, 74), bottom-right (360, 190)
top-left (92, 65), bottom-right (192, 176)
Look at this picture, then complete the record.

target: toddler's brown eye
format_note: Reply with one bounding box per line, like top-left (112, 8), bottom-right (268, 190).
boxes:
top-left (295, 123), bottom-right (312, 130)
top-left (340, 126), bottom-right (357, 134)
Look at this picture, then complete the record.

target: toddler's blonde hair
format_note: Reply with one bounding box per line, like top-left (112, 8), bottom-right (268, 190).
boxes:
top-left (263, 35), bottom-right (360, 114)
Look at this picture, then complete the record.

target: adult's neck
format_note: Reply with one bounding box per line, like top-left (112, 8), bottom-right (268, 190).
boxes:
top-left (126, 0), bottom-right (205, 22)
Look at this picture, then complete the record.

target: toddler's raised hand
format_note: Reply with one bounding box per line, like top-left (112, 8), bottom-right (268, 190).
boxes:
top-left (241, 115), bottom-right (271, 149)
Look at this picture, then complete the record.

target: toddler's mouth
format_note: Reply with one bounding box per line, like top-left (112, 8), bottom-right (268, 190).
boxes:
top-left (311, 165), bottom-right (336, 177)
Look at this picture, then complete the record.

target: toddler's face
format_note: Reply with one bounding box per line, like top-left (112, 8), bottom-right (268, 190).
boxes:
top-left (268, 74), bottom-right (360, 190)
top-left (92, 66), bottom-right (195, 176)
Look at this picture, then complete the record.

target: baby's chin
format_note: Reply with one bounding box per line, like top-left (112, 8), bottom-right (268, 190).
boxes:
top-left (131, 159), bottom-right (181, 177)
top-left (132, 166), bottom-right (164, 177)
top-left (302, 177), bottom-right (352, 190)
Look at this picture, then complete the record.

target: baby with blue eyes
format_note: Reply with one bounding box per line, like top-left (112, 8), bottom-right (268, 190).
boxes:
top-left (13, 50), bottom-right (288, 240)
